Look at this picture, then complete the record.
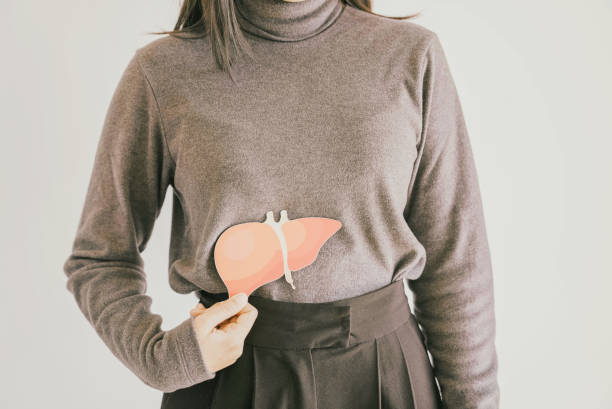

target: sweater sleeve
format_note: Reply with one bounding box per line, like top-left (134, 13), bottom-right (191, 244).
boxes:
top-left (62, 51), bottom-right (216, 393)
top-left (404, 33), bottom-right (500, 409)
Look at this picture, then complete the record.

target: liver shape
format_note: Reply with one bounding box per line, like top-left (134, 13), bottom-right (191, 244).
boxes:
top-left (213, 210), bottom-right (342, 297)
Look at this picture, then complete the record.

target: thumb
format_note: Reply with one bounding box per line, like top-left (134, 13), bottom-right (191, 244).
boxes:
top-left (200, 293), bottom-right (248, 331)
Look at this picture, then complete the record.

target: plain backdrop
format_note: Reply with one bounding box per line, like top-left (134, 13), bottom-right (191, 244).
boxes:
top-left (1, 0), bottom-right (611, 408)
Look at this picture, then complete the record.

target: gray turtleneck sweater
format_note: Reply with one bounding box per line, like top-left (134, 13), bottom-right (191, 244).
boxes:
top-left (62, 0), bottom-right (499, 407)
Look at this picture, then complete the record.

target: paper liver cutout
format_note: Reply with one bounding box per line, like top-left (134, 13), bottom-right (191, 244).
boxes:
top-left (213, 210), bottom-right (342, 297)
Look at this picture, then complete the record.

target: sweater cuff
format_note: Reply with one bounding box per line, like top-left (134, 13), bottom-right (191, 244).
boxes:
top-left (172, 316), bottom-right (217, 385)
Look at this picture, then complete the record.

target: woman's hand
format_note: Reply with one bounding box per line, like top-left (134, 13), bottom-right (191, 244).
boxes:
top-left (189, 293), bottom-right (258, 373)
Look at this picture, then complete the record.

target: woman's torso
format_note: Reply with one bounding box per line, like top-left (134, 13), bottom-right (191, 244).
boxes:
top-left (135, 4), bottom-right (436, 302)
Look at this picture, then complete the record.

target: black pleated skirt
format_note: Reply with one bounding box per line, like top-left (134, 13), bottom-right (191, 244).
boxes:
top-left (160, 279), bottom-right (442, 409)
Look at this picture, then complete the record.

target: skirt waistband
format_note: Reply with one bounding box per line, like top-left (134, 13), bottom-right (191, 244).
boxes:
top-left (195, 280), bottom-right (414, 350)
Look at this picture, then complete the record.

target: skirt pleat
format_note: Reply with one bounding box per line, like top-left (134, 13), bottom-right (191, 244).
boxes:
top-left (394, 318), bottom-right (443, 409)
top-left (160, 280), bottom-right (442, 409)
top-left (377, 327), bottom-right (416, 409)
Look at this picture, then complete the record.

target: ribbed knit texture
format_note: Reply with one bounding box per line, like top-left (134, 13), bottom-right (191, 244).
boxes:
top-left (63, 0), bottom-right (499, 406)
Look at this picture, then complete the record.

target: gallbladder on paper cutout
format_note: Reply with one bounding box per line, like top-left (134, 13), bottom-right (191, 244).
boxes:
top-left (213, 210), bottom-right (342, 297)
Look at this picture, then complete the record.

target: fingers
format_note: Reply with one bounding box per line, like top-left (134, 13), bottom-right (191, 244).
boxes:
top-left (198, 293), bottom-right (249, 333)
top-left (191, 294), bottom-right (258, 338)
top-left (213, 302), bottom-right (258, 333)
top-left (227, 302), bottom-right (258, 339)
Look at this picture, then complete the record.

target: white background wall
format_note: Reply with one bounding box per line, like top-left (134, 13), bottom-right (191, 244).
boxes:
top-left (1, 0), bottom-right (610, 407)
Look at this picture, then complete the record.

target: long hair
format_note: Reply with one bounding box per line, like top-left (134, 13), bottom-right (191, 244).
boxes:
top-left (149, 0), bottom-right (421, 83)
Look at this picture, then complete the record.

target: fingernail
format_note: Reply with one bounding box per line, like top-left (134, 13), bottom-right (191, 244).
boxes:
top-left (234, 293), bottom-right (247, 304)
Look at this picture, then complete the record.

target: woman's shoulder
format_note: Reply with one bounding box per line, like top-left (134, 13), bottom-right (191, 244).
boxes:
top-left (338, 6), bottom-right (441, 82)
top-left (342, 5), bottom-right (436, 49)
top-left (134, 33), bottom-right (212, 75)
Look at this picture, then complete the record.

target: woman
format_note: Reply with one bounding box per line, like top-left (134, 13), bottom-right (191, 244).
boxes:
top-left (63, 0), bottom-right (500, 408)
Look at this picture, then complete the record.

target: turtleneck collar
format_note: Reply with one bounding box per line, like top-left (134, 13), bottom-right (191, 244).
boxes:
top-left (234, 0), bottom-right (345, 42)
